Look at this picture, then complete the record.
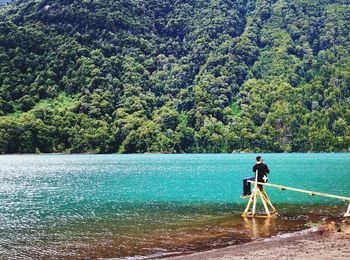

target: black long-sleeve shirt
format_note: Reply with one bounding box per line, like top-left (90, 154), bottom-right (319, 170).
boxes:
top-left (253, 163), bottom-right (270, 182)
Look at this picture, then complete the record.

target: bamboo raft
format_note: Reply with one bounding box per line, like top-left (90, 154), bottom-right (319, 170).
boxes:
top-left (242, 173), bottom-right (350, 218)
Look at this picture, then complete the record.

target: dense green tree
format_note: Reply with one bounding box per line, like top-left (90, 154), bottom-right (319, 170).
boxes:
top-left (0, 0), bottom-right (349, 153)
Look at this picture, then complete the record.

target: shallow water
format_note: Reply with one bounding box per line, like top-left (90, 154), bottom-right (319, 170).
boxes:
top-left (0, 153), bottom-right (349, 259)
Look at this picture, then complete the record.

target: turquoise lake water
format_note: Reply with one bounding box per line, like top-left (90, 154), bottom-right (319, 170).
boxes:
top-left (0, 153), bottom-right (349, 258)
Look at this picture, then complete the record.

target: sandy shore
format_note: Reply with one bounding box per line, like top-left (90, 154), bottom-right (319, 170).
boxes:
top-left (167, 219), bottom-right (350, 260)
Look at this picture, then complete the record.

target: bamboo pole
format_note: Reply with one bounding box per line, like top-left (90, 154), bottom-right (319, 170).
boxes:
top-left (259, 192), bottom-right (271, 216)
top-left (345, 203), bottom-right (350, 217)
top-left (242, 195), bottom-right (254, 217)
top-left (247, 181), bottom-right (350, 202)
top-left (251, 170), bottom-right (259, 216)
top-left (261, 190), bottom-right (276, 213)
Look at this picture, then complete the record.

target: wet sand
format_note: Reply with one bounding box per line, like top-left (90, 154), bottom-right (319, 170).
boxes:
top-left (167, 219), bottom-right (350, 260)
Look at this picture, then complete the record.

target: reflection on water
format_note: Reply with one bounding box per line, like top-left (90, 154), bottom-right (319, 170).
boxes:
top-left (243, 217), bottom-right (274, 238)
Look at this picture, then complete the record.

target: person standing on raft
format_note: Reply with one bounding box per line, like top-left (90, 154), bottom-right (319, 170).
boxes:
top-left (241, 156), bottom-right (270, 198)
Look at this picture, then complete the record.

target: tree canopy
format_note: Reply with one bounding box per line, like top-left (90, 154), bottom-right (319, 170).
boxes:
top-left (0, 0), bottom-right (349, 153)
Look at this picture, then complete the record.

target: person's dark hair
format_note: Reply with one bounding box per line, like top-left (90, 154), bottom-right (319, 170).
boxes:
top-left (256, 156), bottom-right (261, 162)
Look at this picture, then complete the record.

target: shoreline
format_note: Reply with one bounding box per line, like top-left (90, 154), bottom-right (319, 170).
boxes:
top-left (1, 152), bottom-right (350, 155)
top-left (166, 219), bottom-right (350, 260)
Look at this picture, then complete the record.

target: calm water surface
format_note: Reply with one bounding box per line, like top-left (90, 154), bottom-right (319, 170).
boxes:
top-left (0, 153), bottom-right (349, 259)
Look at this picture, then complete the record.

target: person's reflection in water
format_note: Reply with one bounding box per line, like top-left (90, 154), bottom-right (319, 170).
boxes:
top-left (242, 217), bottom-right (274, 239)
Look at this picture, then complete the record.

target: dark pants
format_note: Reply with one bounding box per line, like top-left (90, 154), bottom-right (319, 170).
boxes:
top-left (242, 176), bottom-right (255, 195)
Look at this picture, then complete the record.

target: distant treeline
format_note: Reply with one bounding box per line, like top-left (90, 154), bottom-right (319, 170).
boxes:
top-left (0, 0), bottom-right (349, 154)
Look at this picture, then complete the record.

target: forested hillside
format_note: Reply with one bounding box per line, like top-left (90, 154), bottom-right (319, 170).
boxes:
top-left (0, 0), bottom-right (349, 153)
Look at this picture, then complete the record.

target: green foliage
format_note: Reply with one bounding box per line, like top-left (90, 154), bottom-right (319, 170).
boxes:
top-left (0, 0), bottom-right (350, 153)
